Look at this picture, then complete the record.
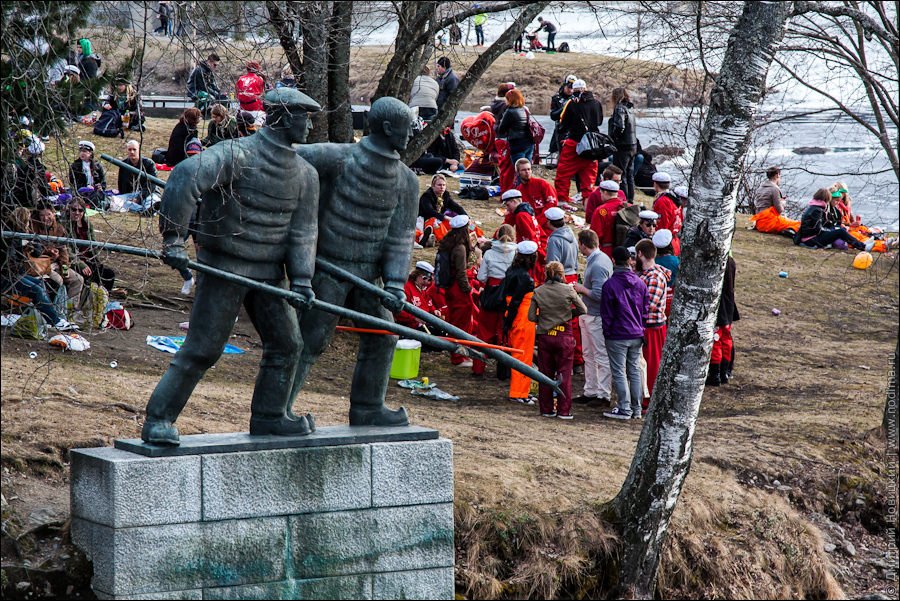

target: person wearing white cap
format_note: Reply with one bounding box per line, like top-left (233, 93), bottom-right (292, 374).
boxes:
top-left (623, 209), bottom-right (659, 248)
top-left (549, 74), bottom-right (578, 154)
top-left (503, 241), bottom-right (539, 404)
top-left (68, 140), bottom-right (107, 208)
top-left (588, 178), bottom-right (628, 258)
top-left (438, 213), bottom-right (477, 368)
top-left (652, 228), bottom-right (680, 292)
top-left (651, 171), bottom-right (684, 255)
top-left (514, 158), bottom-right (558, 233)
top-left (472, 224), bottom-right (517, 378)
top-left (555, 77), bottom-right (603, 206)
top-left (501, 188), bottom-right (546, 283)
top-left (395, 261), bottom-right (441, 333)
top-left (584, 164), bottom-right (625, 225)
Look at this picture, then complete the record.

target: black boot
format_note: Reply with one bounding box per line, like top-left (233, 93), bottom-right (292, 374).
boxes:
top-left (706, 364), bottom-right (721, 387)
top-left (720, 360), bottom-right (730, 385)
top-left (250, 413), bottom-right (315, 436)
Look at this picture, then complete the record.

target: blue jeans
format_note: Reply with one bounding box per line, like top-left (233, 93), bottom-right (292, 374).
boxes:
top-left (605, 337), bottom-right (644, 416)
top-left (475, 25), bottom-right (484, 45)
top-left (2, 275), bottom-right (62, 324)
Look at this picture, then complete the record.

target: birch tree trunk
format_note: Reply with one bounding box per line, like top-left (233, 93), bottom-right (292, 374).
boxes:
top-left (611, 2), bottom-right (793, 598)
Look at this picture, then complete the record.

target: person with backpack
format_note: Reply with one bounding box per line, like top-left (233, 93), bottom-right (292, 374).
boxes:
top-left (589, 179), bottom-right (628, 258)
top-left (609, 87), bottom-right (637, 201)
top-left (554, 79), bottom-right (603, 205)
top-left (650, 172), bottom-right (684, 255)
top-left (585, 165), bottom-right (625, 224)
top-left (472, 224), bottom-right (517, 378)
top-left (68, 141), bottom-right (108, 208)
top-left (495, 89), bottom-right (534, 190)
top-left (514, 159), bottom-right (557, 234)
top-left (504, 241), bottom-right (539, 404)
top-left (529, 261), bottom-right (587, 418)
top-left (434, 215), bottom-right (477, 367)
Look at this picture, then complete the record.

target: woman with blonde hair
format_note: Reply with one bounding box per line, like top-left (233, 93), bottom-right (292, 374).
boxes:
top-left (104, 78), bottom-right (143, 131)
top-left (829, 182), bottom-right (896, 252)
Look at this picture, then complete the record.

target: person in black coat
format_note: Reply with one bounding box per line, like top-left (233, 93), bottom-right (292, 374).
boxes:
top-left (68, 140), bottom-right (107, 208)
top-left (549, 75), bottom-right (576, 154)
top-left (554, 80), bottom-right (604, 205)
top-left (609, 87), bottom-right (638, 201)
top-left (794, 187), bottom-right (871, 250)
top-left (166, 108), bottom-right (202, 167)
top-left (117, 140), bottom-right (158, 200)
top-left (496, 88), bottom-right (534, 170)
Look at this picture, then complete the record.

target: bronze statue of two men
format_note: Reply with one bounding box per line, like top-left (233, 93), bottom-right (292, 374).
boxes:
top-left (142, 88), bottom-right (418, 446)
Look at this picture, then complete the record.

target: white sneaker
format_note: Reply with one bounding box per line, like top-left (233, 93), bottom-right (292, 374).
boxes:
top-left (864, 239), bottom-right (875, 252)
top-left (55, 319), bottom-right (79, 332)
top-left (180, 278), bottom-right (194, 296)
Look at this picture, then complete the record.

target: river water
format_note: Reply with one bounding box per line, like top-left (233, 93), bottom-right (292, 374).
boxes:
top-left (357, 3), bottom-right (899, 228)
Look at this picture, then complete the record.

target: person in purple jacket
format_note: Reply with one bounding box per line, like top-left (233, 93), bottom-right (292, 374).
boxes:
top-left (600, 246), bottom-right (650, 420)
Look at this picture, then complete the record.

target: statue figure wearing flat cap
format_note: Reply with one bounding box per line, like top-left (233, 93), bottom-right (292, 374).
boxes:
top-left (142, 88), bottom-right (321, 445)
top-left (290, 97), bottom-right (419, 427)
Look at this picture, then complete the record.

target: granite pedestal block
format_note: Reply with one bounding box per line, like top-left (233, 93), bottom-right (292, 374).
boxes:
top-left (71, 426), bottom-right (454, 600)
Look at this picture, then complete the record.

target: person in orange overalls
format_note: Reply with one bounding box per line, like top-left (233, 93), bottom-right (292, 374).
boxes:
top-left (503, 241), bottom-right (538, 404)
top-left (749, 166), bottom-right (800, 236)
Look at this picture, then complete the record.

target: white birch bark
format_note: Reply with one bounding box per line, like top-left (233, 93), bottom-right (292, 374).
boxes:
top-left (611, 2), bottom-right (793, 598)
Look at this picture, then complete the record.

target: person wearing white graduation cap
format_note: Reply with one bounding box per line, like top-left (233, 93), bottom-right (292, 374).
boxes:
top-left (650, 172), bottom-right (683, 255)
top-left (438, 214), bottom-right (478, 367)
top-left (504, 240), bottom-right (539, 404)
top-left (622, 209), bottom-right (659, 248)
top-left (395, 261), bottom-right (441, 332)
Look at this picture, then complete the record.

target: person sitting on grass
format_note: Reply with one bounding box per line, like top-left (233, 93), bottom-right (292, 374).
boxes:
top-left (749, 166), bottom-right (800, 237)
top-left (794, 187), bottom-right (874, 252)
top-left (117, 139), bottom-right (159, 212)
top-left (417, 174), bottom-right (467, 247)
top-left (62, 198), bottom-right (116, 292)
top-left (828, 182), bottom-right (897, 252)
top-left (68, 140), bottom-right (108, 209)
top-left (528, 260), bottom-right (587, 420)
top-left (203, 103), bottom-right (239, 147)
top-left (31, 205), bottom-right (84, 310)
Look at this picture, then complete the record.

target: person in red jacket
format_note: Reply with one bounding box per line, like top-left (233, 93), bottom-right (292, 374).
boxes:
top-left (589, 179), bottom-right (626, 258)
top-left (650, 172), bottom-right (683, 255)
top-left (584, 165), bottom-right (625, 224)
top-left (501, 189), bottom-right (546, 284)
top-left (514, 158), bottom-right (557, 234)
top-left (236, 61), bottom-right (267, 113)
top-left (396, 261), bottom-right (440, 331)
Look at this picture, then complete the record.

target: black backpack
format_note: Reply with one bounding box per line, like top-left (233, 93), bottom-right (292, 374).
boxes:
top-left (93, 109), bottom-right (122, 137)
top-left (558, 42), bottom-right (570, 53)
top-left (480, 278), bottom-right (507, 311)
top-left (434, 249), bottom-right (453, 289)
top-left (614, 204), bottom-right (642, 247)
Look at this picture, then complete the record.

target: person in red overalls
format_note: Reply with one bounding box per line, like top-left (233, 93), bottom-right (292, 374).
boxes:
top-left (589, 179), bottom-right (626, 258)
top-left (584, 164), bottom-right (625, 225)
top-left (514, 158), bottom-right (557, 235)
top-left (501, 189), bottom-right (545, 285)
top-left (395, 261), bottom-right (440, 331)
top-left (554, 79), bottom-right (602, 205)
top-left (439, 214), bottom-right (477, 367)
top-left (472, 224), bottom-right (517, 378)
top-left (650, 171), bottom-right (683, 255)
top-left (236, 61), bottom-right (266, 113)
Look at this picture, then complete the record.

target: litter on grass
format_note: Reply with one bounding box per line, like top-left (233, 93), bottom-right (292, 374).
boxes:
top-left (146, 335), bottom-right (245, 354)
